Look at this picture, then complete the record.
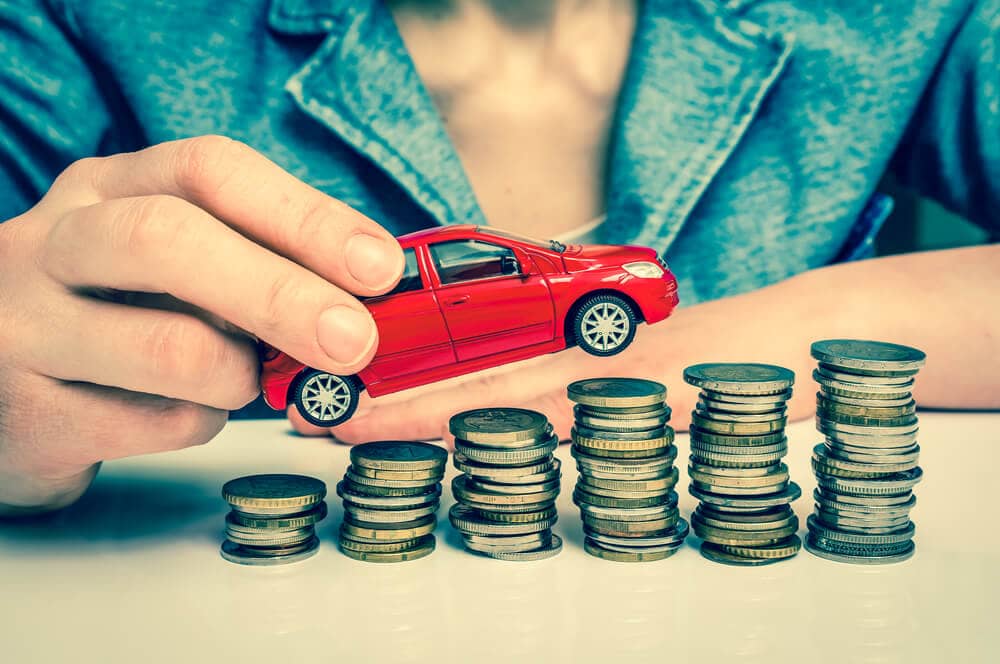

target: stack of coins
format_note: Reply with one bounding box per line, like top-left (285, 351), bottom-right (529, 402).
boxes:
top-left (336, 441), bottom-right (447, 563)
top-left (806, 339), bottom-right (926, 564)
top-left (448, 408), bottom-right (563, 561)
top-left (684, 364), bottom-right (802, 565)
top-left (568, 378), bottom-right (688, 562)
top-left (221, 474), bottom-right (327, 566)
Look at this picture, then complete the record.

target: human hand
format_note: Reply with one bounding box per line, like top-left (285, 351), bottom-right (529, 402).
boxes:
top-left (0, 136), bottom-right (404, 514)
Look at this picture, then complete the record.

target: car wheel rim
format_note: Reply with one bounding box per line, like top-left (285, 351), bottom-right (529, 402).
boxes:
top-left (300, 373), bottom-right (352, 422)
top-left (581, 302), bottom-right (630, 352)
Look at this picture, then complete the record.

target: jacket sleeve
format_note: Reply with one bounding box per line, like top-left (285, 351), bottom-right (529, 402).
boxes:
top-left (889, 0), bottom-right (1000, 231)
top-left (0, 0), bottom-right (111, 220)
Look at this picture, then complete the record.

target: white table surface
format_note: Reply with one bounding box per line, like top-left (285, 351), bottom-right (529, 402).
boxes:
top-left (1, 412), bottom-right (997, 664)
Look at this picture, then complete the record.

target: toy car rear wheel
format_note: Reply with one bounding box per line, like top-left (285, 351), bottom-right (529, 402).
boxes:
top-left (573, 294), bottom-right (637, 357)
top-left (290, 369), bottom-right (360, 427)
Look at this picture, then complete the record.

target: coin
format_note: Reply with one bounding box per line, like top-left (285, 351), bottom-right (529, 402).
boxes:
top-left (699, 542), bottom-right (778, 566)
top-left (346, 468), bottom-right (441, 489)
top-left (449, 408), bottom-right (550, 443)
top-left (228, 502), bottom-right (328, 530)
top-left (689, 482), bottom-right (801, 509)
top-left (585, 538), bottom-right (679, 562)
top-left (339, 533), bottom-right (432, 554)
top-left (810, 339), bottom-right (926, 373)
top-left (683, 363), bottom-right (795, 395)
top-left (477, 534), bottom-right (564, 561)
top-left (222, 474), bottom-right (326, 511)
top-left (805, 535), bottom-right (915, 565)
top-left (449, 504), bottom-right (558, 536)
top-left (340, 514), bottom-right (437, 541)
top-left (349, 465), bottom-right (445, 481)
top-left (337, 481), bottom-right (441, 508)
top-left (340, 536), bottom-right (436, 563)
top-left (350, 441), bottom-right (448, 471)
top-left (220, 536), bottom-right (320, 566)
top-left (691, 413), bottom-right (788, 435)
top-left (455, 435), bottom-right (559, 465)
top-left (344, 503), bottom-right (439, 524)
top-left (567, 378), bottom-right (667, 408)
top-left (719, 535), bottom-right (802, 559)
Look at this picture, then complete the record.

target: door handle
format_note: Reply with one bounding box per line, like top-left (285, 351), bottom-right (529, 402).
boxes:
top-left (445, 295), bottom-right (470, 307)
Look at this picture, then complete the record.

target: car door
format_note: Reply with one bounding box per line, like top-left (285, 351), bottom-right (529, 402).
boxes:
top-left (427, 239), bottom-right (554, 362)
top-left (364, 246), bottom-right (456, 379)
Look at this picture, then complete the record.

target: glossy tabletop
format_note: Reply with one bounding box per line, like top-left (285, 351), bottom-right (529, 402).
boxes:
top-left (1, 412), bottom-right (997, 664)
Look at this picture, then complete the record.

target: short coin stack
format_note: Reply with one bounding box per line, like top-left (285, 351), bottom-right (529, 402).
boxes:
top-left (806, 339), bottom-right (926, 564)
top-left (221, 474), bottom-right (327, 566)
top-left (684, 364), bottom-right (802, 565)
top-left (336, 441), bottom-right (447, 563)
top-left (449, 408), bottom-right (563, 561)
top-left (568, 378), bottom-right (688, 562)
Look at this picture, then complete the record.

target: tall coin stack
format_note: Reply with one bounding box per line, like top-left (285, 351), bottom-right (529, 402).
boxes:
top-left (221, 474), bottom-right (327, 566)
top-left (337, 441), bottom-right (447, 563)
top-left (806, 339), bottom-right (926, 564)
top-left (448, 408), bottom-right (563, 561)
top-left (568, 378), bottom-right (688, 562)
top-left (684, 364), bottom-right (803, 566)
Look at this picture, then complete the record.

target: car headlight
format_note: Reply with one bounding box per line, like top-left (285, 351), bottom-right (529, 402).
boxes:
top-left (623, 261), bottom-right (664, 278)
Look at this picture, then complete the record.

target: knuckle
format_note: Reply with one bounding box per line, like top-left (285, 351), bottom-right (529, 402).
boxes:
top-left (140, 317), bottom-right (205, 387)
top-left (287, 197), bottom-right (337, 253)
top-left (116, 195), bottom-right (191, 257)
top-left (172, 135), bottom-right (250, 201)
top-left (49, 157), bottom-right (104, 193)
top-left (258, 270), bottom-right (302, 336)
top-left (158, 402), bottom-right (224, 450)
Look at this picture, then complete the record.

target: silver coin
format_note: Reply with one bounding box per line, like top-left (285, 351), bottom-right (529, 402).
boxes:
top-left (336, 481), bottom-right (441, 509)
top-left (455, 434), bottom-right (558, 466)
top-left (693, 405), bottom-right (788, 423)
top-left (815, 487), bottom-right (914, 506)
top-left (684, 363), bottom-right (795, 395)
top-left (344, 504), bottom-right (439, 524)
top-left (697, 397), bottom-right (787, 415)
top-left (220, 536), bottom-right (320, 566)
top-left (805, 536), bottom-right (915, 564)
top-left (806, 515), bottom-right (915, 544)
top-left (577, 501), bottom-right (679, 522)
top-left (574, 404), bottom-right (671, 421)
top-left (567, 378), bottom-right (667, 408)
top-left (811, 339), bottom-right (926, 373)
top-left (688, 462), bottom-right (784, 478)
top-left (691, 438), bottom-right (788, 456)
top-left (466, 478), bottom-right (561, 495)
top-left (824, 443), bottom-right (920, 465)
top-left (571, 445), bottom-right (676, 472)
top-left (816, 364), bottom-right (917, 386)
top-left (449, 408), bottom-right (550, 444)
top-left (224, 525), bottom-right (315, 547)
top-left (453, 453), bottom-right (555, 479)
top-left (706, 389), bottom-right (794, 405)
top-left (576, 413), bottom-right (669, 432)
top-left (689, 482), bottom-right (801, 508)
top-left (813, 369), bottom-right (914, 396)
top-left (588, 520), bottom-right (689, 548)
top-left (818, 391), bottom-right (916, 408)
top-left (473, 534), bottom-right (564, 561)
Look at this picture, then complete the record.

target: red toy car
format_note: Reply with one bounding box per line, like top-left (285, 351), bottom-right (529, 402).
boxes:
top-left (261, 225), bottom-right (678, 426)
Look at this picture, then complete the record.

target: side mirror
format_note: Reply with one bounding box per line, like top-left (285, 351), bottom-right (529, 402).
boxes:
top-left (501, 254), bottom-right (522, 276)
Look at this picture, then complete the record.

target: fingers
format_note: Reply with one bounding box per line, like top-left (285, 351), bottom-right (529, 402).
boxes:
top-left (58, 136), bottom-right (404, 295)
top-left (287, 405), bottom-right (330, 437)
top-left (22, 294), bottom-right (259, 411)
top-left (330, 373), bottom-right (574, 445)
top-left (0, 372), bottom-right (227, 479)
top-left (41, 195), bottom-right (379, 375)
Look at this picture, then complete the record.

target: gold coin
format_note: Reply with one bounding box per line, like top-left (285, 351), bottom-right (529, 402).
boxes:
top-left (339, 536), bottom-right (436, 563)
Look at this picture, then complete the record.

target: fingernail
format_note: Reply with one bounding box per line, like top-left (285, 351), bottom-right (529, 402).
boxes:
top-left (316, 305), bottom-right (377, 365)
top-left (345, 234), bottom-right (403, 291)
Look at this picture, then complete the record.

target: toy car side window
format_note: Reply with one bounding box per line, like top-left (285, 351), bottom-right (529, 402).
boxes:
top-left (429, 240), bottom-right (518, 285)
top-left (384, 248), bottom-right (423, 296)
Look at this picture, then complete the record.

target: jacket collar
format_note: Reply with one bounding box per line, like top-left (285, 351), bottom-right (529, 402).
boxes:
top-left (268, 0), bottom-right (791, 248)
top-left (604, 0), bottom-right (793, 248)
top-left (269, 0), bottom-right (485, 227)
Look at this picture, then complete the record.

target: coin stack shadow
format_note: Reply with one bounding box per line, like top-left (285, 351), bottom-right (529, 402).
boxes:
top-left (221, 474), bottom-right (327, 566)
top-left (569, 378), bottom-right (688, 562)
top-left (806, 339), bottom-right (926, 564)
top-left (684, 364), bottom-right (803, 565)
top-left (337, 441), bottom-right (447, 563)
top-left (448, 408), bottom-right (563, 561)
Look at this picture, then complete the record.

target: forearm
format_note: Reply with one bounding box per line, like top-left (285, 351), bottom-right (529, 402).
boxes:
top-left (650, 245), bottom-right (1000, 428)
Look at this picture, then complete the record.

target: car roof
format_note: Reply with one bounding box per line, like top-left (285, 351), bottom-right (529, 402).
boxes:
top-left (397, 224), bottom-right (480, 248)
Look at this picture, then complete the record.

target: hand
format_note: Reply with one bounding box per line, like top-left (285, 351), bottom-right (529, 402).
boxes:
top-left (0, 136), bottom-right (404, 515)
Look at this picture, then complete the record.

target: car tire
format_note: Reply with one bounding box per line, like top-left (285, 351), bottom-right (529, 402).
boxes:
top-left (572, 294), bottom-right (638, 357)
top-left (289, 369), bottom-right (360, 427)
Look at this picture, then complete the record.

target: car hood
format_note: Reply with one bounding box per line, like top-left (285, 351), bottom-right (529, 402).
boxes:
top-left (561, 244), bottom-right (660, 272)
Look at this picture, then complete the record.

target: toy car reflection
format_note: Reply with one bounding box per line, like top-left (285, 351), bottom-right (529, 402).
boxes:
top-left (260, 225), bottom-right (678, 426)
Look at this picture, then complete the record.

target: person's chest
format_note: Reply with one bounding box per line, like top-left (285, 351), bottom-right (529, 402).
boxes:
top-left (388, 1), bottom-right (637, 238)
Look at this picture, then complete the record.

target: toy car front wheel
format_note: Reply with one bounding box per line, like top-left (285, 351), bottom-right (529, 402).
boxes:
top-left (573, 294), bottom-right (637, 357)
top-left (290, 370), bottom-right (360, 427)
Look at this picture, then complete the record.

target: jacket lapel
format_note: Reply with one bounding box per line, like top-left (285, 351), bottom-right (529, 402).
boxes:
top-left (268, 0), bottom-right (484, 227)
top-left (605, 0), bottom-right (793, 250)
